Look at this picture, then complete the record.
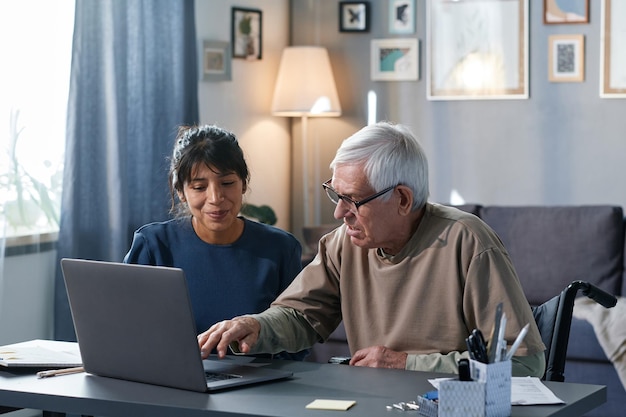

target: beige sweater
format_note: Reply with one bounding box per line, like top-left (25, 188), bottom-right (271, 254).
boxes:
top-left (253, 203), bottom-right (545, 374)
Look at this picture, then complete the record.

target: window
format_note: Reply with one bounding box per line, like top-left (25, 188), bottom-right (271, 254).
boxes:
top-left (0, 1), bottom-right (74, 239)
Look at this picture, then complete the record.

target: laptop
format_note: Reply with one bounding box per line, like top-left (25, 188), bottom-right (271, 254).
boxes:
top-left (60, 258), bottom-right (293, 392)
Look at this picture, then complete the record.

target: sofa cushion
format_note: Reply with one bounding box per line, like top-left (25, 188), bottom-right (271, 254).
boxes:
top-left (566, 317), bottom-right (608, 362)
top-left (479, 206), bottom-right (624, 305)
top-left (450, 204), bottom-right (482, 216)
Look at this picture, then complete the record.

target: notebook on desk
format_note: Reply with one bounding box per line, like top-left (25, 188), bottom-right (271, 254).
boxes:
top-left (0, 339), bottom-right (82, 368)
top-left (60, 258), bottom-right (292, 392)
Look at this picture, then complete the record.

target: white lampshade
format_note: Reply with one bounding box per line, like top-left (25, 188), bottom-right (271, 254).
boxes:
top-left (271, 46), bottom-right (342, 117)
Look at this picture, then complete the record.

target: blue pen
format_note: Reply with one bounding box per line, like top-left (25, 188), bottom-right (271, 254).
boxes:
top-left (423, 390), bottom-right (439, 401)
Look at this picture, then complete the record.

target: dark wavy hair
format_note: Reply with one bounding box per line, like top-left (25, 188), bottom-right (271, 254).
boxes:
top-left (169, 124), bottom-right (249, 217)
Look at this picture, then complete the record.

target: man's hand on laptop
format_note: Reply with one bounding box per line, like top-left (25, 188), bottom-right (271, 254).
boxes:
top-left (198, 316), bottom-right (261, 359)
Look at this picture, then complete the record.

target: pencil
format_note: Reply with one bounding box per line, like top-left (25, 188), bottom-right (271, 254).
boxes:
top-left (37, 366), bottom-right (85, 379)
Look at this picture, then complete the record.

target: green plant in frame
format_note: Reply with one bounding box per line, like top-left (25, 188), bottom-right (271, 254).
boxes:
top-left (1, 109), bottom-right (61, 231)
top-left (238, 14), bottom-right (252, 35)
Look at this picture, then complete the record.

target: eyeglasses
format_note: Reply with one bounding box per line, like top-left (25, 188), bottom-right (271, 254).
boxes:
top-left (322, 179), bottom-right (396, 213)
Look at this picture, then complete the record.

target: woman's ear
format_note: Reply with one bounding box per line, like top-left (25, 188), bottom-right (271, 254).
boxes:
top-left (177, 190), bottom-right (186, 203)
top-left (396, 185), bottom-right (414, 216)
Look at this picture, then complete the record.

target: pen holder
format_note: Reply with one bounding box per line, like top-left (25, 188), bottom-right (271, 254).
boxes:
top-left (436, 360), bottom-right (511, 417)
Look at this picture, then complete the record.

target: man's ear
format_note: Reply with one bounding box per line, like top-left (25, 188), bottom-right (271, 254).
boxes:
top-left (396, 185), bottom-right (413, 216)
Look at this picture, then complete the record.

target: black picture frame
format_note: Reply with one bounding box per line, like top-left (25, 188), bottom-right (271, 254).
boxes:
top-left (231, 7), bottom-right (262, 60)
top-left (339, 2), bottom-right (370, 33)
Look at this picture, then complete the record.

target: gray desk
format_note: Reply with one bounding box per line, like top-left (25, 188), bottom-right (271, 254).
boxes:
top-left (0, 360), bottom-right (605, 417)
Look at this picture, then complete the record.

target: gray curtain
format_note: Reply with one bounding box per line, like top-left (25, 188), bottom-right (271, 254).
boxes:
top-left (54, 0), bottom-right (199, 341)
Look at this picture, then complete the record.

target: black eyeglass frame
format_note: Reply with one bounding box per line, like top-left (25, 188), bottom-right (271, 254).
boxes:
top-left (322, 179), bottom-right (396, 212)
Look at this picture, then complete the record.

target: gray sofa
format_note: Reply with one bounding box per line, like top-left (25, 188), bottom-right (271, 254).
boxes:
top-left (305, 204), bottom-right (625, 417)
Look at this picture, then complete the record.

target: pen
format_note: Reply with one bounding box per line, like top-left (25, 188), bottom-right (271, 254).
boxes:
top-left (458, 358), bottom-right (472, 381)
top-left (471, 329), bottom-right (489, 363)
top-left (506, 323), bottom-right (530, 361)
top-left (487, 302), bottom-right (503, 363)
top-left (494, 312), bottom-right (507, 362)
top-left (37, 366), bottom-right (85, 379)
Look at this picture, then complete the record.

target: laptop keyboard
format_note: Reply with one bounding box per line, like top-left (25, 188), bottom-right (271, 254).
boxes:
top-left (205, 371), bottom-right (242, 382)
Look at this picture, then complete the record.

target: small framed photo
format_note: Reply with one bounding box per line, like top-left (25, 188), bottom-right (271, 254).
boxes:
top-left (371, 38), bottom-right (419, 81)
top-left (202, 41), bottom-right (231, 82)
top-left (389, 0), bottom-right (415, 34)
top-left (231, 7), bottom-right (262, 60)
top-left (544, 0), bottom-right (589, 24)
top-left (548, 34), bottom-right (585, 82)
top-left (339, 2), bottom-right (370, 32)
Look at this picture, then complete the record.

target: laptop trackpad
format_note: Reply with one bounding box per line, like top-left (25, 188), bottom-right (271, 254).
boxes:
top-left (202, 359), bottom-right (292, 391)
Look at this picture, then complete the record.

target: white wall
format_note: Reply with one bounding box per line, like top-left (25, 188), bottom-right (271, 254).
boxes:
top-left (291, 0), bottom-right (626, 230)
top-left (195, 0), bottom-right (293, 232)
top-left (0, 250), bottom-right (56, 345)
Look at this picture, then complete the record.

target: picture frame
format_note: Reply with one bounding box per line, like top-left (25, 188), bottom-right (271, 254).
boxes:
top-left (339, 2), bottom-right (370, 32)
top-left (202, 41), bottom-right (231, 82)
top-left (427, 0), bottom-right (528, 100)
top-left (370, 38), bottom-right (419, 81)
top-left (231, 7), bottom-right (262, 60)
top-left (601, 0), bottom-right (626, 97)
top-left (548, 34), bottom-right (585, 82)
top-left (544, 0), bottom-right (589, 24)
top-left (389, 0), bottom-right (415, 34)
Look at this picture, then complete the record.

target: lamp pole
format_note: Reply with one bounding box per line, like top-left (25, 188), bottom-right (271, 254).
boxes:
top-left (300, 114), bottom-right (311, 227)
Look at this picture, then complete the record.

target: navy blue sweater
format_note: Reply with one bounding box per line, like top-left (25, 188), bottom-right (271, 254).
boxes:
top-left (123, 217), bottom-right (302, 334)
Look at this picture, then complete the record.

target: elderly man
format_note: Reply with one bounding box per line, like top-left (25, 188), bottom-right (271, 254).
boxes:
top-left (198, 121), bottom-right (546, 377)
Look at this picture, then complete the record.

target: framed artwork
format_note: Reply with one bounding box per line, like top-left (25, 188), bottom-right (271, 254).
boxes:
top-left (601, 0), bottom-right (626, 97)
top-left (548, 35), bottom-right (585, 82)
top-left (339, 2), bottom-right (370, 32)
top-left (544, 0), bottom-right (589, 24)
top-left (389, 0), bottom-right (415, 34)
top-left (202, 41), bottom-right (231, 82)
top-left (427, 0), bottom-right (528, 100)
top-left (370, 38), bottom-right (419, 81)
top-left (231, 7), bottom-right (262, 60)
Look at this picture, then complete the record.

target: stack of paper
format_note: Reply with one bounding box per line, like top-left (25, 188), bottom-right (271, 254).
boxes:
top-left (0, 339), bottom-right (82, 368)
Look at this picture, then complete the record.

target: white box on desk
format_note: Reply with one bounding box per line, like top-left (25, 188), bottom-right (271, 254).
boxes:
top-left (437, 360), bottom-right (511, 417)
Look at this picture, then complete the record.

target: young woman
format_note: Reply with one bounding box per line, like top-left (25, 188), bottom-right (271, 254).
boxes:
top-left (124, 124), bottom-right (305, 359)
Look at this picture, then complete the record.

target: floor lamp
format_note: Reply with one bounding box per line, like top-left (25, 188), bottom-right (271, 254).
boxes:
top-left (271, 46), bottom-right (341, 228)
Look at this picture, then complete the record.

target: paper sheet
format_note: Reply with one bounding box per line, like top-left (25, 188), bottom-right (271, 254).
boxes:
top-left (510, 377), bottom-right (564, 405)
top-left (305, 399), bottom-right (356, 411)
top-left (0, 339), bottom-right (82, 368)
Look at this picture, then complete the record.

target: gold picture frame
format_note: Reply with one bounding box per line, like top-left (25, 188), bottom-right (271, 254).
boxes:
top-left (544, 0), bottom-right (589, 24)
top-left (601, 0), bottom-right (626, 97)
top-left (427, 0), bottom-right (528, 100)
top-left (548, 35), bottom-right (585, 83)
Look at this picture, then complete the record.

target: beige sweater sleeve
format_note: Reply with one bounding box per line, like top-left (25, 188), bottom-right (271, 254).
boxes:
top-left (406, 351), bottom-right (545, 377)
top-left (229, 306), bottom-right (321, 355)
